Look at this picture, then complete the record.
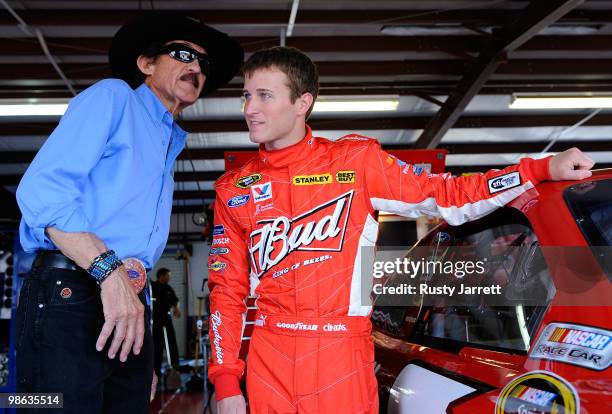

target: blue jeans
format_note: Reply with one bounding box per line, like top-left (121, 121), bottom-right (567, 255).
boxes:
top-left (15, 266), bottom-right (153, 413)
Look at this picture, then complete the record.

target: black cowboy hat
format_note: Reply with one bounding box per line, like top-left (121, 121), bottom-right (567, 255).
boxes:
top-left (109, 11), bottom-right (244, 96)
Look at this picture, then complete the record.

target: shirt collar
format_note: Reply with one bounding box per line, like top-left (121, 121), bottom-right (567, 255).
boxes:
top-left (258, 125), bottom-right (316, 168)
top-left (135, 83), bottom-right (171, 127)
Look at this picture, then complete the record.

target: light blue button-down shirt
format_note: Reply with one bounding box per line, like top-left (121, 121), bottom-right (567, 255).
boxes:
top-left (16, 79), bottom-right (187, 269)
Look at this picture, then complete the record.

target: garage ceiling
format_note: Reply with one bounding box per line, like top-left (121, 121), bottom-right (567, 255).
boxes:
top-left (1, 0), bottom-right (611, 236)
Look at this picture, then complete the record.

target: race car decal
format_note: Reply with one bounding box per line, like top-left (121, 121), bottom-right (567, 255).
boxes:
top-left (292, 173), bottom-right (332, 185)
top-left (335, 170), bottom-right (355, 183)
top-left (488, 172), bottom-right (521, 194)
top-left (249, 191), bottom-right (353, 277)
top-left (495, 370), bottom-right (579, 414)
top-left (529, 322), bottom-right (612, 371)
top-left (235, 173), bottom-right (262, 189)
top-left (213, 224), bottom-right (225, 235)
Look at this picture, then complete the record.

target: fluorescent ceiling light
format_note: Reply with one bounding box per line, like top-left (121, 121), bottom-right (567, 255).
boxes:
top-left (0, 102), bottom-right (68, 116)
top-left (313, 100), bottom-right (399, 112)
top-left (381, 24), bottom-right (600, 37)
top-left (510, 95), bottom-right (612, 109)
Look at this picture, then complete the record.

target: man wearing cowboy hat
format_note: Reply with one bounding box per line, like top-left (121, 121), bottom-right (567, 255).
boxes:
top-left (15, 12), bottom-right (243, 413)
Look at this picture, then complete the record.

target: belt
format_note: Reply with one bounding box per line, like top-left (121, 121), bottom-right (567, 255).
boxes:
top-left (32, 250), bottom-right (82, 272)
top-left (253, 312), bottom-right (372, 337)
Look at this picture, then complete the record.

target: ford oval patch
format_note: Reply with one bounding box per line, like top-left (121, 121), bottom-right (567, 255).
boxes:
top-left (228, 194), bottom-right (250, 208)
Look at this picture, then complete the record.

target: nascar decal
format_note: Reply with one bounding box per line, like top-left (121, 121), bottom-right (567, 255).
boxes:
top-left (213, 224), bottom-right (225, 235)
top-left (495, 371), bottom-right (579, 414)
top-left (209, 261), bottom-right (227, 272)
top-left (210, 247), bottom-right (229, 255)
top-left (336, 170), bottom-right (355, 184)
top-left (212, 237), bottom-right (230, 246)
top-left (235, 173), bottom-right (262, 189)
top-left (249, 191), bottom-right (354, 277)
top-left (227, 194), bottom-right (249, 208)
top-left (292, 173), bottom-right (332, 186)
top-left (488, 172), bottom-right (521, 194)
top-left (530, 322), bottom-right (612, 371)
top-left (251, 182), bottom-right (273, 203)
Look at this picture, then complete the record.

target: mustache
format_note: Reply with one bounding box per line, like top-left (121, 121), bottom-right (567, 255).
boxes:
top-left (180, 73), bottom-right (200, 88)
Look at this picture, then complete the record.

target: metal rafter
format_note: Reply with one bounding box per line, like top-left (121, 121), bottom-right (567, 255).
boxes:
top-left (414, 0), bottom-right (585, 149)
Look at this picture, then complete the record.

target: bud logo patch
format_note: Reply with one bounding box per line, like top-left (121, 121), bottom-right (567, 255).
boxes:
top-left (251, 182), bottom-right (273, 203)
top-left (336, 170), bottom-right (355, 183)
top-left (488, 172), bottom-right (521, 194)
top-left (249, 191), bottom-right (353, 277)
top-left (235, 173), bottom-right (262, 189)
top-left (293, 173), bottom-right (332, 186)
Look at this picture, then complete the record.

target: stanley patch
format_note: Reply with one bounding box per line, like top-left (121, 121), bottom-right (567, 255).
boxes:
top-left (293, 173), bottom-right (332, 186)
top-left (235, 173), bottom-right (262, 189)
top-left (336, 170), bottom-right (355, 184)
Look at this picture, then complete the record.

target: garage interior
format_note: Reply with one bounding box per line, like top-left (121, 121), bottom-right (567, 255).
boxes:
top-left (0, 0), bottom-right (610, 413)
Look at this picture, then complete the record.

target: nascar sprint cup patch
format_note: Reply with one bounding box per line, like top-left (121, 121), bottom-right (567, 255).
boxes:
top-left (488, 171), bottom-right (521, 194)
top-left (495, 371), bottom-right (579, 414)
top-left (529, 322), bottom-right (611, 371)
top-left (235, 173), bottom-right (262, 189)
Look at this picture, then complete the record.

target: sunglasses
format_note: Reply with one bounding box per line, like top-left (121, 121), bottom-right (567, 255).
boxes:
top-left (156, 43), bottom-right (211, 77)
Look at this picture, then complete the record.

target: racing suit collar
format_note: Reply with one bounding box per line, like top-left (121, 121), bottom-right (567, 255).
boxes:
top-left (258, 125), bottom-right (314, 168)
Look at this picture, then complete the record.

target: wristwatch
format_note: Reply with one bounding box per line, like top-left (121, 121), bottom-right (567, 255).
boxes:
top-left (86, 250), bottom-right (123, 285)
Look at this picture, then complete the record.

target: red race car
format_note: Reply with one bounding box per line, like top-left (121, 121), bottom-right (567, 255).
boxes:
top-left (373, 169), bottom-right (612, 414)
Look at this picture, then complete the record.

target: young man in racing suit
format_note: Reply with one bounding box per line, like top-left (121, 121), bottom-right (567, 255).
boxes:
top-left (208, 47), bottom-right (594, 414)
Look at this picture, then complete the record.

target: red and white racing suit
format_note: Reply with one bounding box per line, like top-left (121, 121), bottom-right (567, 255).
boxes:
top-left (208, 126), bottom-right (550, 413)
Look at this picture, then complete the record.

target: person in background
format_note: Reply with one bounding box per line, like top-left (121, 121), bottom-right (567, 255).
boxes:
top-left (151, 267), bottom-right (181, 379)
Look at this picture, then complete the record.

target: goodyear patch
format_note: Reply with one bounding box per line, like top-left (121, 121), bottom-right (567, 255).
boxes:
top-left (495, 370), bottom-right (578, 414)
top-left (235, 173), bottom-right (262, 189)
top-left (488, 172), bottom-right (521, 194)
top-left (293, 173), bottom-right (332, 186)
top-left (530, 322), bottom-right (612, 371)
top-left (208, 261), bottom-right (227, 272)
top-left (336, 170), bottom-right (355, 184)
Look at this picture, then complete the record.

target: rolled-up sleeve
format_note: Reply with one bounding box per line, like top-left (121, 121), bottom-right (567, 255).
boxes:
top-left (16, 82), bottom-right (126, 248)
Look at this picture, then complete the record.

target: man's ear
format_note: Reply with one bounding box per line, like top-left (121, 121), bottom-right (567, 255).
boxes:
top-left (136, 55), bottom-right (155, 76)
top-left (297, 92), bottom-right (314, 116)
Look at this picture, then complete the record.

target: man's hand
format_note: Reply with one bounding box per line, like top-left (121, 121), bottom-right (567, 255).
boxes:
top-left (217, 395), bottom-right (247, 414)
top-left (173, 305), bottom-right (181, 318)
top-left (549, 147), bottom-right (595, 181)
top-left (96, 267), bottom-right (145, 362)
